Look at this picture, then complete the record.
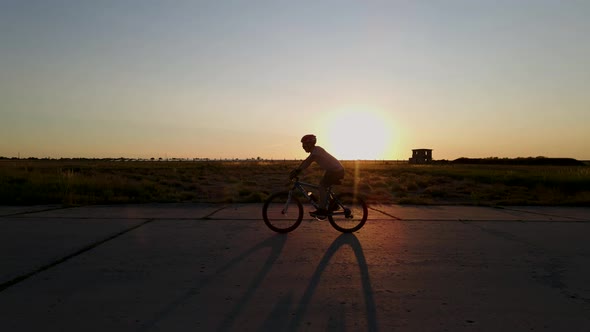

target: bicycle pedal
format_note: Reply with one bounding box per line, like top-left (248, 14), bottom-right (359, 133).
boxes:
top-left (343, 208), bottom-right (353, 219)
top-left (309, 212), bottom-right (327, 220)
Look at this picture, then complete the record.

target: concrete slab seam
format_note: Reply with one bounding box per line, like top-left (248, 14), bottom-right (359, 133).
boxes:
top-left (0, 218), bottom-right (156, 293)
top-left (201, 205), bottom-right (230, 219)
top-left (500, 207), bottom-right (590, 221)
top-left (0, 206), bottom-right (71, 219)
top-left (368, 207), bottom-right (402, 220)
top-left (403, 218), bottom-right (589, 223)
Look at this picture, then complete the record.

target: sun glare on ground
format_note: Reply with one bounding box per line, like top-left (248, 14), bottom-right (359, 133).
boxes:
top-left (321, 109), bottom-right (395, 160)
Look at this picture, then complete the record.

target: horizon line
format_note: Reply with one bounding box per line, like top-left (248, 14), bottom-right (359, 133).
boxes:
top-left (1, 156), bottom-right (588, 162)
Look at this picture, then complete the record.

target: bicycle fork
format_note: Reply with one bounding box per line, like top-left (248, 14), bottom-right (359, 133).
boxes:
top-left (281, 190), bottom-right (294, 215)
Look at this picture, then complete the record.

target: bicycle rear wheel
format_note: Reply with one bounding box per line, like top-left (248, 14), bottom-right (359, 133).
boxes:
top-left (262, 191), bottom-right (303, 233)
top-left (328, 193), bottom-right (368, 233)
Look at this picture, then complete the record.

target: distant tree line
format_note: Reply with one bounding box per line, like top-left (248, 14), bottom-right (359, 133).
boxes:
top-left (1, 156), bottom-right (586, 166)
top-left (0, 156), bottom-right (284, 162)
top-left (446, 157), bottom-right (585, 166)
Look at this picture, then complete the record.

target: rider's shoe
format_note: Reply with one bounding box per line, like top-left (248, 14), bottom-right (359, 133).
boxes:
top-left (309, 208), bottom-right (328, 218)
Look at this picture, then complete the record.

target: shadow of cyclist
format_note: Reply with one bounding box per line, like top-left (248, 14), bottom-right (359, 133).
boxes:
top-left (139, 233), bottom-right (377, 331)
top-left (279, 233), bottom-right (378, 332)
top-left (139, 234), bottom-right (288, 332)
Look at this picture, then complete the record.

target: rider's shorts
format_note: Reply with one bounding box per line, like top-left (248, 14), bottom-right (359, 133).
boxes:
top-left (320, 169), bottom-right (345, 186)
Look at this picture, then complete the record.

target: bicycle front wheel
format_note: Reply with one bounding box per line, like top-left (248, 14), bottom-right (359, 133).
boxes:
top-left (262, 191), bottom-right (303, 233)
top-left (328, 193), bottom-right (368, 233)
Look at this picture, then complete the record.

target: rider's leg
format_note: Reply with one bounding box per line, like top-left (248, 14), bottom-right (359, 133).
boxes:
top-left (310, 170), bottom-right (345, 217)
top-left (309, 174), bottom-right (331, 217)
top-left (319, 170), bottom-right (344, 211)
top-left (318, 183), bottom-right (328, 210)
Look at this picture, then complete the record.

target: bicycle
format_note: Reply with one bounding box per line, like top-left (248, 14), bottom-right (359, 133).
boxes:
top-left (262, 176), bottom-right (368, 233)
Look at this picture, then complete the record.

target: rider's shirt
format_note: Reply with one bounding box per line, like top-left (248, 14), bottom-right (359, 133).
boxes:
top-left (299, 146), bottom-right (344, 172)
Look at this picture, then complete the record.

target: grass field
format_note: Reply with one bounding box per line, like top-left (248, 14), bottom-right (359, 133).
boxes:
top-left (1, 159), bottom-right (589, 206)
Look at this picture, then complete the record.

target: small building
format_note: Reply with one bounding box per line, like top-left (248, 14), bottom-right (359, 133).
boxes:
top-left (409, 149), bottom-right (433, 164)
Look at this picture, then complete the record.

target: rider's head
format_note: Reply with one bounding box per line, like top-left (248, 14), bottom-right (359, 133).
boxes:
top-left (301, 134), bottom-right (316, 153)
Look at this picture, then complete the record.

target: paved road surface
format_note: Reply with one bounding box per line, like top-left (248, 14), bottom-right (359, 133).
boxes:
top-left (1, 204), bottom-right (589, 331)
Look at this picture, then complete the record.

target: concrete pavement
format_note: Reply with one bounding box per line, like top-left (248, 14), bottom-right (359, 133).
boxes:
top-left (0, 204), bottom-right (589, 331)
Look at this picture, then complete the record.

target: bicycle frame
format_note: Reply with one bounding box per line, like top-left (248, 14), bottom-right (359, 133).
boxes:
top-left (263, 177), bottom-right (368, 233)
top-left (286, 178), bottom-right (348, 217)
top-left (291, 179), bottom-right (321, 208)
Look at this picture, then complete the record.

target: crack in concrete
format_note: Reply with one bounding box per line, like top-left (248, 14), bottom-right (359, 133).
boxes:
top-left (0, 206), bottom-right (70, 219)
top-left (368, 207), bottom-right (401, 220)
top-left (0, 218), bottom-right (156, 293)
top-left (499, 207), bottom-right (590, 221)
top-left (201, 205), bottom-right (229, 219)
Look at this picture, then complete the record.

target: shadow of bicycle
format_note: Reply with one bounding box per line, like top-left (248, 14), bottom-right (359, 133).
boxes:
top-left (254, 233), bottom-right (378, 332)
top-left (140, 232), bottom-right (377, 332)
top-left (281, 233), bottom-right (378, 332)
top-left (138, 234), bottom-right (288, 332)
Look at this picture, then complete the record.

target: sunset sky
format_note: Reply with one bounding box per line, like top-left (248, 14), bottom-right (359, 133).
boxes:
top-left (1, 1), bottom-right (589, 161)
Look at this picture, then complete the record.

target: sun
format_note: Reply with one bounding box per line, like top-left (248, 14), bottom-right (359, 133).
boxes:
top-left (321, 109), bottom-right (395, 160)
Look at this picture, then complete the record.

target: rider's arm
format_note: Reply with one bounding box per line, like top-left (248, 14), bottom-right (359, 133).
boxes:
top-left (298, 154), bottom-right (314, 171)
top-left (290, 154), bottom-right (314, 179)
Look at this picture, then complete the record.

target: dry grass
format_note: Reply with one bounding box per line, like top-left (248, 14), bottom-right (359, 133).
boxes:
top-left (1, 159), bottom-right (589, 206)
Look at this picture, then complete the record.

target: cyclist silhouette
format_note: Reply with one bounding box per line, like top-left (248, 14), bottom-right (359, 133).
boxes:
top-left (290, 134), bottom-right (345, 217)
